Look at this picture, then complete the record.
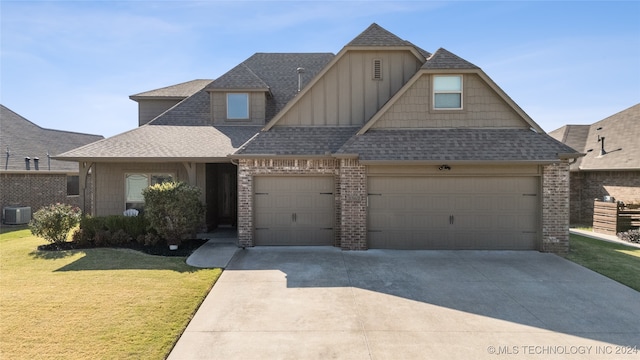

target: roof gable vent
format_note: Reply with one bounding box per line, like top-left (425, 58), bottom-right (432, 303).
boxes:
top-left (373, 59), bottom-right (382, 80)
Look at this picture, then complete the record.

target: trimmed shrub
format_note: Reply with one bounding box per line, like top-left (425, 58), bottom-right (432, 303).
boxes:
top-left (618, 229), bottom-right (640, 244)
top-left (142, 181), bottom-right (204, 247)
top-left (29, 203), bottom-right (81, 244)
top-left (72, 215), bottom-right (148, 247)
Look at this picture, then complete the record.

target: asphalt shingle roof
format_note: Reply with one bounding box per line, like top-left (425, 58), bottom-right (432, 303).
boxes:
top-left (0, 105), bottom-right (103, 171)
top-left (207, 53), bottom-right (335, 120)
top-left (347, 23), bottom-right (431, 59)
top-left (236, 127), bottom-right (359, 156)
top-left (56, 125), bottom-right (260, 161)
top-left (421, 48), bottom-right (479, 70)
top-left (337, 128), bottom-right (578, 162)
top-left (129, 79), bottom-right (212, 99)
top-left (550, 103), bottom-right (640, 170)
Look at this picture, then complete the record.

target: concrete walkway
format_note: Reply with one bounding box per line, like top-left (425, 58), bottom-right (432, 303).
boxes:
top-left (171, 247), bottom-right (640, 360)
top-left (187, 229), bottom-right (239, 268)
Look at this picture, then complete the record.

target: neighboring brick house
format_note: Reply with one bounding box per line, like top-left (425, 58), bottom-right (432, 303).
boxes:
top-left (0, 105), bottom-right (103, 221)
top-left (549, 103), bottom-right (640, 225)
top-left (57, 23), bottom-right (580, 253)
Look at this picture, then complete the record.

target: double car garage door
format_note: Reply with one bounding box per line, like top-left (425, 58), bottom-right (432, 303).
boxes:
top-left (254, 175), bottom-right (539, 249)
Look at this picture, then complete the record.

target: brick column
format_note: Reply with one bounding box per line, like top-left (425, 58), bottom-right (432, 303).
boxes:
top-left (340, 159), bottom-right (367, 250)
top-left (237, 159), bottom-right (253, 248)
top-left (542, 161), bottom-right (570, 254)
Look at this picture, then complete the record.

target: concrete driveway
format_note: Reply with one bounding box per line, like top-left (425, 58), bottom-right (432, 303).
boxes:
top-left (169, 248), bottom-right (640, 360)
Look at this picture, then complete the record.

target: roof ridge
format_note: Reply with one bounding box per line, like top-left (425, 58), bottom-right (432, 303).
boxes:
top-left (422, 48), bottom-right (479, 69)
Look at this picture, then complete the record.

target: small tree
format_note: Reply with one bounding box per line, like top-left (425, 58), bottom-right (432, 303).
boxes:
top-left (29, 203), bottom-right (82, 244)
top-left (142, 181), bottom-right (204, 247)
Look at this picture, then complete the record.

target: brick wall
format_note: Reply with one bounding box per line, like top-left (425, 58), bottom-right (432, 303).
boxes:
top-left (0, 172), bottom-right (93, 221)
top-left (237, 158), bottom-right (340, 247)
top-left (542, 161), bottom-right (570, 254)
top-left (570, 170), bottom-right (640, 225)
top-left (339, 159), bottom-right (367, 250)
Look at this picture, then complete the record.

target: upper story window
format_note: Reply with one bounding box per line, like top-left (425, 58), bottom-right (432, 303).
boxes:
top-left (433, 75), bottom-right (462, 109)
top-left (227, 93), bottom-right (249, 119)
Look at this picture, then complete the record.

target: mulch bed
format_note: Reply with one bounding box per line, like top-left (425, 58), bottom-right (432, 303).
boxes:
top-left (37, 238), bottom-right (208, 257)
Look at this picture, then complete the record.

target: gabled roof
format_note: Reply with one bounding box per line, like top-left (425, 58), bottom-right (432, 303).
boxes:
top-left (206, 53), bottom-right (334, 120)
top-left (0, 105), bottom-right (104, 171)
top-left (550, 103), bottom-right (640, 171)
top-left (55, 124), bottom-right (260, 162)
top-left (422, 48), bottom-right (479, 69)
top-left (347, 23), bottom-right (431, 59)
top-left (129, 79), bottom-right (212, 100)
top-left (337, 129), bottom-right (578, 163)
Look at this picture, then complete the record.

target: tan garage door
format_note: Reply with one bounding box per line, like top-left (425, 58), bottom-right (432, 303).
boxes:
top-left (254, 176), bottom-right (335, 246)
top-left (368, 176), bottom-right (539, 250)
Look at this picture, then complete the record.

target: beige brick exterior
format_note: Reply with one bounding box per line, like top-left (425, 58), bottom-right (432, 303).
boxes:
top-left (542, 161), bottom-right (571, 254)
top-left (339, 159), bottom-right (367, 250)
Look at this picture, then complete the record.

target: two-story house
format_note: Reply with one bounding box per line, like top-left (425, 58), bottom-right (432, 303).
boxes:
top-left (56, 23), bottom-right (580, 253)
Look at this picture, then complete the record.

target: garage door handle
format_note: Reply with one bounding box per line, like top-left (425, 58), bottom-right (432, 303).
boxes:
top-left (449, 215), bottom-right (454, 224)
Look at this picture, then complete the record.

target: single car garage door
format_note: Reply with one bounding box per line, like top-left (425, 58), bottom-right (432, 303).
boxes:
top-left (368, 176), bottom-right (539, 250)
top-left (254, 176), bottom-right (335, 246)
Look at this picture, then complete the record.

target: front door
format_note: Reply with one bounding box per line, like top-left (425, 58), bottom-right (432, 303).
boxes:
top-left (206, 163), bottom-right (237, 230)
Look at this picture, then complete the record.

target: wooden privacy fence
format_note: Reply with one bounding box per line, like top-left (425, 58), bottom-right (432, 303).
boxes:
top-left (593, 200), bottom-right (640, 235)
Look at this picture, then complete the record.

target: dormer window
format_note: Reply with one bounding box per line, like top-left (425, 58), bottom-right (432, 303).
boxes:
top-left (227, 93), bottom-right (249, 119)
top-left (433, 75), bottom-right (462, 109)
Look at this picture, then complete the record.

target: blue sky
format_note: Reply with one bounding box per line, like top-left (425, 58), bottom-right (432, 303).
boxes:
top-left (1, 1), bottom-right (639, 138)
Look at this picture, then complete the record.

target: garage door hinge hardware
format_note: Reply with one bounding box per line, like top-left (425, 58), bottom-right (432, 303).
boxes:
top-left (522, 193), bottom-right (537, 196)
top-left (322, 227), bottom-right (333, 230)
top-left (368, 193), bottom-right (382, 196)
top-left (320, 192), bottom-right (333, 195)
top-left (368, 230), bottom-right (383, 233)
top-left (255, 192), bottom-right (269, 195)
top-left (255, 227), bottom-right (269, 230)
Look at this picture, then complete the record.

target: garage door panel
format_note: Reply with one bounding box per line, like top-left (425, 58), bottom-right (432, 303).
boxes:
top-left (368, 176), bottom-right (539, 250)
top-left (254, 176), bottom-right (335, 246)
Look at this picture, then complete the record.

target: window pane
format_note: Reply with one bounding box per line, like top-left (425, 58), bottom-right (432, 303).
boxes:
top-left (227, 93), bottom-right (249, 119)
top-left (126, 174), bottom-right (148, 202)
top-left (434, 76), bottom-right (461, 91)
top-left (67, 175), bottom-right (79, 196)
top-left (151, 174), bottom-right (173, 186)
top-left (434, 93), bottom-right (461, 108)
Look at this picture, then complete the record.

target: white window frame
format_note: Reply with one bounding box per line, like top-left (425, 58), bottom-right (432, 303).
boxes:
top-left (433, 75), bottom-right (463, 110)
top-left (124, 173), bottom-right (174, 211)
top-left (226, 93), bottom-right (250, 119)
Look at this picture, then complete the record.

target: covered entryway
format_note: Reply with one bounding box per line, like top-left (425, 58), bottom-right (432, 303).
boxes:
top-left (254, 176), bottom-right (335, 245)
top-left (368, 176), bottom-right (539, 249)
top-left (206, 163), bottom-right (237, 230)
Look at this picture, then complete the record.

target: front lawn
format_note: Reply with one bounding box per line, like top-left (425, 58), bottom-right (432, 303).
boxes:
top-left (0, 226), bottom-right (221, 360)
top-left (567, 234), bottom-right (640, 291)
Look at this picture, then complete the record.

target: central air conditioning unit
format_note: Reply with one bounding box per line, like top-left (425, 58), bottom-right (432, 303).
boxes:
top-left (3, 206), bottom-right (32, 225)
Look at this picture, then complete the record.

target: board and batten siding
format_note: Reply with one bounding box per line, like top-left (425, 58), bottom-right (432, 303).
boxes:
top-left (93, 162), bottom-right (205, 216)
top-left (277, 50), bottom-right (423, 127)
top-left (372, 73), bottom-right (527, 129)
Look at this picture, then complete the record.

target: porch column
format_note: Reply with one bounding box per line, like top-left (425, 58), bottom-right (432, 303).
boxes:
top-left (182, 162), bottom-right (197, 186)
top-left (79, 161), bottom-right (93, 215)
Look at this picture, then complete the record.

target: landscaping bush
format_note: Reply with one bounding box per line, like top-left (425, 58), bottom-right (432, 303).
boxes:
top-left (29, 203), bottom-right (81, 244)
top-left (72, 215), bottom-right (148, 247)
top-left (617, 229), bottom-right (640, 244)
top-left (142, 181), bottom-right (204, 247)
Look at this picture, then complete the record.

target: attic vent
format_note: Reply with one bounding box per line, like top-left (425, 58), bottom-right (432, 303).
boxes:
top-left (372, 59), bottom-right (382, 80)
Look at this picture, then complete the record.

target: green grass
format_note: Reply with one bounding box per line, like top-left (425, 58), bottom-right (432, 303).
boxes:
top-left (0, 226), bottom-right (221, 360)
top-left (567, 234), bottom-right (640, 291)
